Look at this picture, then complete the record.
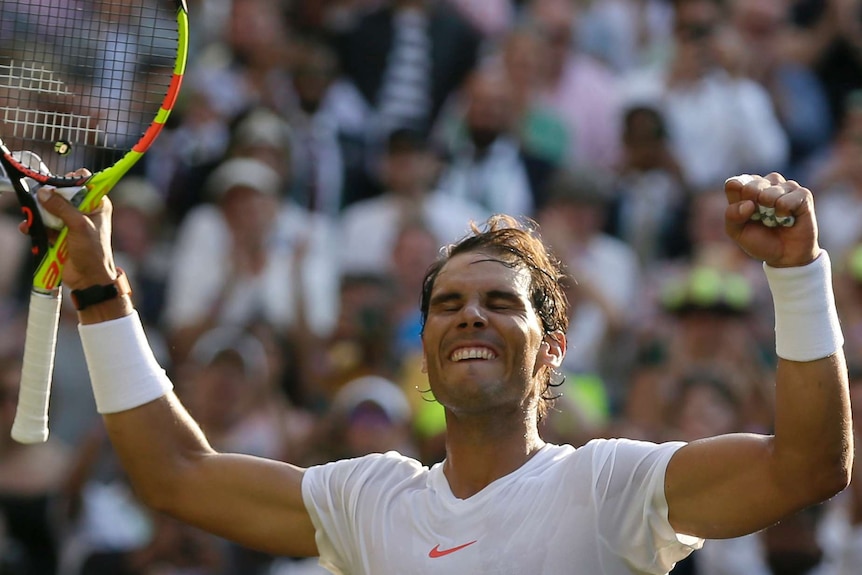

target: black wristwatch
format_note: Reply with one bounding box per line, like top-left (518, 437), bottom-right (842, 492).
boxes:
top-left (70, 268), bottom-right (132, 310)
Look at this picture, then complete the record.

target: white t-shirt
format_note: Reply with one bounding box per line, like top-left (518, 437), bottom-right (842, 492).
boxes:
top-left (302, 439), bottom-right (702, 574)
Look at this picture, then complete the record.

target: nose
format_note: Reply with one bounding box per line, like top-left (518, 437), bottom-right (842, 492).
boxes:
top-left (457, 300), bottom-right (487, 329)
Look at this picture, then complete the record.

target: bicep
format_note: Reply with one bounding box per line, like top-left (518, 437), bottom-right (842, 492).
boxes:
top-left (665, 433), bottom-right (806, 539)
top-left (171, 452), bottom-right (318, 557)
top-left (104, 395), bottom-right (318, 557)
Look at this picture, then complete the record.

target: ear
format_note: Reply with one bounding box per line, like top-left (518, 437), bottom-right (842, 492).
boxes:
top-left (539, 331), bottom-right (566, 369)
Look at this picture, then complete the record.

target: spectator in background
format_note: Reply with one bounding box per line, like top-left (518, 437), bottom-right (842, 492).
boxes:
top-left (387, 218), bottom-right (441, 359)
top-left (306, 375), bottom-right (418, 465)
top-left (727, 0), bottom-right (834, 174)
top-left (626, 265), bottom-right (773, 440)
top-left (434, 67), bottom-right (554, 216)
top-left (180, 327), bottom-right (315, 574)
top-left (760, 505), bottom-right (830, 575)
top-left (158, 83), bottom-right (233, 225)
top-left (338, 127), bottom-right (488, 276)
top-left (180, 328), bottom-right (309, 461)
top-left (788, 0), bottom-right (862, 136)
top-left (496, 25), bottom-right (570, 168)
top-left (0, 170), bottom-right (28, 360)
top-left (284, 35), bottom-right (373, 217)
top-left (332, 0), bottom-right (482, 143)
top-left (833, 244), bottom-right (862, 368)
top-left (194, 0), bottom-right (294, 116)
top-left (623, 0), bottom-right (789, 191)
top-left (109, 177), bottom-right (173, 328)
top-left (808, 91), bottom-right (862, 264)
top-left (826, 367), bottom-right (862, 573)
top-left (535, 167), bottom-right (641, 409)
top-left (0, 167), bottom-right (27, 318)
top-left (0, 356), bottom-right (71, 575)
top-left (161, 0), bottom-right (294, 223)
top-left (575, 0), bottom-right (675, 73)
top-left (163, 157), bottom-right (341, 365)
top-left (664, 368), bottom-right (770, 575)
top-left (445, 0), bottom-right (515, 39)
top-left (387, 220), bottom-right (449, 464)
top-left (300, 273), bottom-right (399, 409)
top-left (229, 106), bottom-right (294, 183)
top-left (60, 426), bottom-right (227, 575)
top-left (608, 104), bottom-right (689, 267)
top-left (524, 0), bottom-right (624, 171)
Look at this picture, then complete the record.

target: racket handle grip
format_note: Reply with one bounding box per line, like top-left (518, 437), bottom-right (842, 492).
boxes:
top-left (11, 291), bottom-right (62, 444)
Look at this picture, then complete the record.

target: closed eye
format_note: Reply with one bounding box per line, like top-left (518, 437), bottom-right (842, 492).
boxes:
top-left (486, 292), bottom-right (524, 312)
top-left (429, 293), bottom-right (463, 314)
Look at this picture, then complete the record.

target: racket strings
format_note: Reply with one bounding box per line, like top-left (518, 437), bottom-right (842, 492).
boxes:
top-left (0, 0), bottom-right (180, 174)
top-left (0, 61), bottom-right (72, 96)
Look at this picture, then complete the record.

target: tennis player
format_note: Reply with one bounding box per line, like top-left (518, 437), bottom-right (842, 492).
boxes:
top-left (32, 172), bottom-right (850, 574)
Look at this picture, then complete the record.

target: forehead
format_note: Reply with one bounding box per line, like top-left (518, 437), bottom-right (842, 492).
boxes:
top-left (434, 251), bottom-right (532, 295)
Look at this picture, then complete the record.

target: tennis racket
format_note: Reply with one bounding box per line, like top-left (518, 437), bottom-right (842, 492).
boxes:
top-left (1, 0), bottom-right (189, 443)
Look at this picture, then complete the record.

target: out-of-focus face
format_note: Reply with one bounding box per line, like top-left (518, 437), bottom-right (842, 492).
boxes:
top-left (528, 0), bottom-right (576, 73)
top-left (292, 45), bottom-right (337, 113)
top-left (839, 106), bottom-right (862, 181)
top-left (343, 402), bottom-right (409, 456)
top-left (673, 0), bottom-right (724, 71)
top-left (221, 185), bottom-right (279, 245)
top-left (730, 0), bottom-right (786, 39)
top-left (188, 354), bottom-right (250, 432)
top-left (675, 380), bottom-right (739, 440)
top-left (380, 149), bottom-right (437, 197)
top-left (113, 206), bottom-right (152, 260)
top-left (623, 109), bottom-right (667, 171)
top-left (420, 251), bottom-right (554, 416)
top-left (229, 0), bottom-right (290, 66)
top-left (464, 73), bottom-right (515, 147)
top-left (503, 31), bottom-right (549, 91)
top-left (391, 226), bottom-right (439, 292)
top-left (687, 190), bottom-right (732, 249)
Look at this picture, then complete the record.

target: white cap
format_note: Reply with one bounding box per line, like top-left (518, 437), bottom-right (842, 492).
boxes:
top-left (112, 176), bottom-right (165, 216)
top-left (234, 108), bottom-right (292, 151)
top-left (205, 157), bottom-right (282, 200)
top-left (189, 326), bottom-right (270, 382)
top-left (332, 376), bottom-right (412, 424)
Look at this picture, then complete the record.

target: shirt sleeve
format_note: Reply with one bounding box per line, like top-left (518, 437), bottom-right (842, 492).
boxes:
top-left (589, 438), bottom-right (704, 574)
top-left (301, 452), bottom-right (424, 574)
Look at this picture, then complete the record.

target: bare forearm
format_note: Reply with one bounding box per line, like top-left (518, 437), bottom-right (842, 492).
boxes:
top-left (772, 352), bottom-right (853, 499)
top-left (103, 393), bottom-right (216, 509)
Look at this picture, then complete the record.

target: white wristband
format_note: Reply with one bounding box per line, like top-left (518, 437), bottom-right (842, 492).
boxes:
top-left (79, 311), bottom-right (173, 414)
top-left (764, 252), bottom-right (844, 362)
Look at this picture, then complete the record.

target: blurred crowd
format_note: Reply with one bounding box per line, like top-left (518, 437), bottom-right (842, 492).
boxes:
top-left (1, 0), bottom-right (862, 573)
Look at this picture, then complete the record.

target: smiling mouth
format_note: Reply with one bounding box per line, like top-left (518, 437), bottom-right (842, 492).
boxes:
top-left (450, 347), bottom-right (497, 361)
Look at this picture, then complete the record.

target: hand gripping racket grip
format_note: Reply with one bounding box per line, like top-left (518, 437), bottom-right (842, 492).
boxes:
top-left (11, 290), bottom-right (62, 443)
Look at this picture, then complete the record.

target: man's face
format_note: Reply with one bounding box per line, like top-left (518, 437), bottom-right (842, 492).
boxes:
top-left (673, 0), bottom-right (722, 70)
top-left (420, 251), bottom-right (559, 416)
top-left (465, 75), bottom-right (514, 147)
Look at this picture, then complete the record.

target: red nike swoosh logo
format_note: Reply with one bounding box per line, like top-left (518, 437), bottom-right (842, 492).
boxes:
top-left (428, 540), bottom-right (478, 558)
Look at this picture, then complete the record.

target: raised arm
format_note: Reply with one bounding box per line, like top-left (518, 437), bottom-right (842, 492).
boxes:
top-left (34, 186), bottom-right (318, 557)
top-left (664, 173), bottom-right (853, 539)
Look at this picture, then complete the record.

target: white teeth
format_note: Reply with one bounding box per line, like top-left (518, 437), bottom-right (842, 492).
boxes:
top-left (451, 347), bottom-right (497, 361)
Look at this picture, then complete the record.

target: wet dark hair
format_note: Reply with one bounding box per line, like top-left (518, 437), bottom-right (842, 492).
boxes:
top-left (419, 215), bottom-right (571, 418)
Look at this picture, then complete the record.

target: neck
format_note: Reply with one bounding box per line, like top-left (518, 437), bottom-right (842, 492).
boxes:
top-left (441, 410), bottom-right (545, 499)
